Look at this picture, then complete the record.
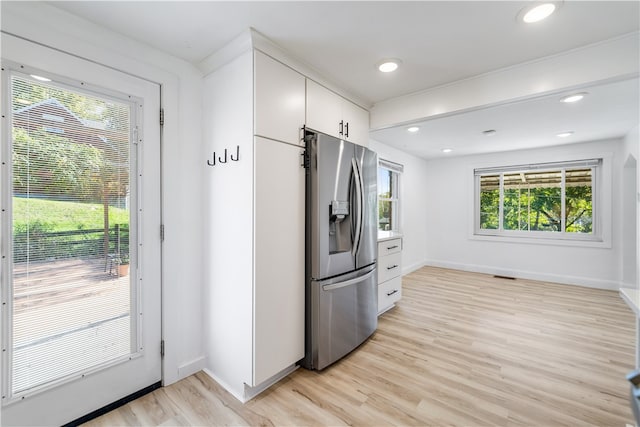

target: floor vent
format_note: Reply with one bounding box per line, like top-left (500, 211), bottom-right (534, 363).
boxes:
top-left (494, 275), bottom-right (516, 280)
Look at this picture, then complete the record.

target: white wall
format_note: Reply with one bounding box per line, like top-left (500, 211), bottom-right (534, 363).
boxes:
top-left (424, 139), bottom-right (625, 290)
top-left (1, 2), bottom-right (205, 385)
top-left (369, 139), bottom-right (428, 274)
top-left (622, 126), bottom-right (640, 289)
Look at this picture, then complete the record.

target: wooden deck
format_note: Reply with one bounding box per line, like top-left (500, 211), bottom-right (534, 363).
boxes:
top-left (85, 266), bottom-right (636, 426)
top-left (12, 257), bottom-right (131, 393)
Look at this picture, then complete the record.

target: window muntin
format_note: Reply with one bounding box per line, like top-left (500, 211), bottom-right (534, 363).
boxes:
top-left (476, 160), bottom-right (599, 239)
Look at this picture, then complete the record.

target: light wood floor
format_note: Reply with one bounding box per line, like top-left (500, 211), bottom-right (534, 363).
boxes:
top-left (85, 266), bottom-right (636, 426)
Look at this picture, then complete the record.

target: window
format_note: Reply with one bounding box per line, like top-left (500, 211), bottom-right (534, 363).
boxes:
top-left (378, 159), bottom-right (403, 231)
top-left (475, 159), bottom-right (600, 240)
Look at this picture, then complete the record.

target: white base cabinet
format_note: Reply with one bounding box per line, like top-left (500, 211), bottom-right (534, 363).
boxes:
top-left (377, 236), bottom-right (403, 314)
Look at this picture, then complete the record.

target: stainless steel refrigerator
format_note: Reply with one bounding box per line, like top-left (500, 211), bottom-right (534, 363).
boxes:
top-left (303, 129), bottom-right (378, 370)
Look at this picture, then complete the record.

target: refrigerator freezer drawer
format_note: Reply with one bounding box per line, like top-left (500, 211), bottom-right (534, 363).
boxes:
top-left (310, 268), bottom-right (378, 370)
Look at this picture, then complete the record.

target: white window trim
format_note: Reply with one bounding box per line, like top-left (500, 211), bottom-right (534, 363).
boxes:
top-left (378, 158), bottom-right (403, 233)
top-left (468, 153), bottom-right (613, 248)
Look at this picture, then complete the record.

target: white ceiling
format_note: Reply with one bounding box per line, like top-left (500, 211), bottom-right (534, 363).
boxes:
top-left (48, 1), bottom-right (640, 160)
top-left (370, 77), bottom-right (640, 158)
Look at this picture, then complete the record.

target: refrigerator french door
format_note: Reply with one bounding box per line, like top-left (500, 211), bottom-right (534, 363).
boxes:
top-left (304, 129), bottom-right (378, 370)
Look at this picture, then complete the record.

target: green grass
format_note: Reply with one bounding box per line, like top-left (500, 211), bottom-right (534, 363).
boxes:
top-left (13, 197), bottom-right (129, 232)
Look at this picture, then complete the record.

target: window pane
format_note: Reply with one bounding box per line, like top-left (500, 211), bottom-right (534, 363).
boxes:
top-left (378, 168), bottom-right (392, 199)
top-left (503, 171), bottom-right (561, 232)
top-left (565, 169), bottom-right (593, 233)
top-left (379, 200), bottom-right (393, 231)
top-left (10, 74), bottom-right (134, 394)
top-left (479, 175), bottom-right (499, 229)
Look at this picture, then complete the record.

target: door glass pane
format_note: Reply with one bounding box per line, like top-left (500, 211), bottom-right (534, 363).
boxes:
top-left (10, 74), bottom-right (135, 395)
top-left (565, 168), bottom-right (593, 233)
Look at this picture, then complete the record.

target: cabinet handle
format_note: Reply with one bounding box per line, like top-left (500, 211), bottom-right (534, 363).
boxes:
top-left (387, 289), bottom-right (398, 296)
top-left (339, 120), bottom-right (344, 136)
top-left (345, 122), bottom-right (349, 138)
top-left (386, 265), bottom-right (398, 270)
top-left (387, 245), bottom-right (398, 250)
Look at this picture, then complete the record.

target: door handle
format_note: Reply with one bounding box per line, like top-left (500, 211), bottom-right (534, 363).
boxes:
top-left (322, 268), bottom-right (376, 291)
top-left (387, 245), bottom-right (398, 250)
top-left (386, 265), bottom-right (398, 270)
top-left (386, 289), bottom-right (398, 296)
top-left (345, 122), bottom-right (349, 138)
top-left (351, 158), bottom-right (363, 257)
top-left (339, 120), bottom-right (344, 136)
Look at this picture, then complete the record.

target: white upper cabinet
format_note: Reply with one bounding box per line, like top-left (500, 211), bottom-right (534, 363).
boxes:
top-left (306, 79), bottom-right (370, 146)
top-left (254, 51), bottom-right (306, 145)
top-left (342, 99), bottom-right (370, 147)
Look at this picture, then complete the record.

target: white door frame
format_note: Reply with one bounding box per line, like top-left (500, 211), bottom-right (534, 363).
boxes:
top-left (1, 34), bottom-right (163, 426)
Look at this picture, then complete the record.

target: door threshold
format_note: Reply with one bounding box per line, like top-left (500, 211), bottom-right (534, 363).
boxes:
top-left (62, 381), bottom-right (161, 427)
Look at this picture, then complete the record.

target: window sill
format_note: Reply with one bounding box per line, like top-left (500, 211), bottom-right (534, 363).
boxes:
top-left (470, 232), bottom-right (610, 248)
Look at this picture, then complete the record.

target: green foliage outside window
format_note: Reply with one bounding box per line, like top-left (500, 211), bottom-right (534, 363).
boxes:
top-left (479, 168), bottom-right (593, 234)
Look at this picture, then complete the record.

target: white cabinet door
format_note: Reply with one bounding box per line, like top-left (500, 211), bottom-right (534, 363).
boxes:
top-left (306, 79), bottom-right (370, 146)
top-left (253, 137), bottom-right (305, 385)
top-left (343, 100), bottom-right (370, 146)
top-left (306, 79), bottom-right (343, 139)
top-left (254, 51), bottom-right (306, 145)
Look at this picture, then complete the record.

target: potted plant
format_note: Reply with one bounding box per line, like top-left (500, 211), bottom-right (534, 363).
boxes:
top-left (117, 252), bottom-right (130, 277)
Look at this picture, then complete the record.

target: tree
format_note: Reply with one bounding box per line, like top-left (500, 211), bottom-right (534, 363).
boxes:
top-left (12, 128), bottom-right (103, 201)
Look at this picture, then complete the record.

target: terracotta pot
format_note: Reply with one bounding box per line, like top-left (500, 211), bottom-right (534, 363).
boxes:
top-left (118, 264), bottom-right (129, 277)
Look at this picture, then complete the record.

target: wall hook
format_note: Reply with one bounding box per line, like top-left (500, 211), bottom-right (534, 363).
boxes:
top-left (218, 149), bottom-right (228, 164)
top-left (207, 152), bottom-right (216, 166)
top-left (207, 146), bottom-right (240, 167)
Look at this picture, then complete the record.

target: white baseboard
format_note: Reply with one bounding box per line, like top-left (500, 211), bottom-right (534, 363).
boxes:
top-left (243, 364), bottom-right (298, 402)
top-left (424, 259), bottom-right (620, 290)
top-left (177, 356), bottom-right (206, 380)
top-left (402, 260), bottom-right (426, 276)
top-left (202, 364), bottom-right (298, 403)
top-left (202, 368), bottom-right (246, 403)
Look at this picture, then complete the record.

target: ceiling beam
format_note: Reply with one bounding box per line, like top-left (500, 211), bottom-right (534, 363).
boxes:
top-left (370, 32), bottom-right (640, 131)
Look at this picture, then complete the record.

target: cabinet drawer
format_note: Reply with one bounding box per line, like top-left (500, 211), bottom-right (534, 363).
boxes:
top-left (378, 252), bottom-right (401, 283)
top-left (378, 276), bottom-right (402, 314)
top-left (378, 238), bottom-right (402, 257)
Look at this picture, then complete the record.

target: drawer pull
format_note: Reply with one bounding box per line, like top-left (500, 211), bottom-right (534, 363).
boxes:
top-left (386, 289), bottom-right (398, 296)
top-left (387, 245), bottom-right (399, 250)
top-left (386, 265), bottom-right (398, 270)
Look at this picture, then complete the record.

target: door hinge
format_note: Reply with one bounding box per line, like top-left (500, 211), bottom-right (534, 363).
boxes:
top-left (160, 224), bottom-right (165, 242)
top-left (160, 108), bottom-right (165, 126)
top-left (160, 340), bottom-right (165, 357)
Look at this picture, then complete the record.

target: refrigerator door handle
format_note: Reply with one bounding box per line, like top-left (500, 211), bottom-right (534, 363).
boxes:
top-left (321, 268), bottom-right (376, 291)
top-left (351, 158), bottom-right (363, 257)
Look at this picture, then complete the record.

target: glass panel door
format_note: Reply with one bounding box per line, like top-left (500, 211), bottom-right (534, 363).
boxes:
top-left (2, 36), bottom-right (161, 426)
top-left (9, 73), bottom-right (137, 396)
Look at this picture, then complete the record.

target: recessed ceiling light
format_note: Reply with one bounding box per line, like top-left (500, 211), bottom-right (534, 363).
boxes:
top-left (442, 148), bottom-right (453, 153)
top-left (407, 126), bottom-right (420, 133)
top-left (521, 2), bottom-right (557, 23)
top-left (556, 131), bottom-right (574, 138)
top-left (377, 59), bottom-right (401, 73)
top-left (560, 92), bottom-right (588, 103)
top-left (482, 129), bottom-right (497, 136)
top-left (30, 74), bottom-right (51, 82)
